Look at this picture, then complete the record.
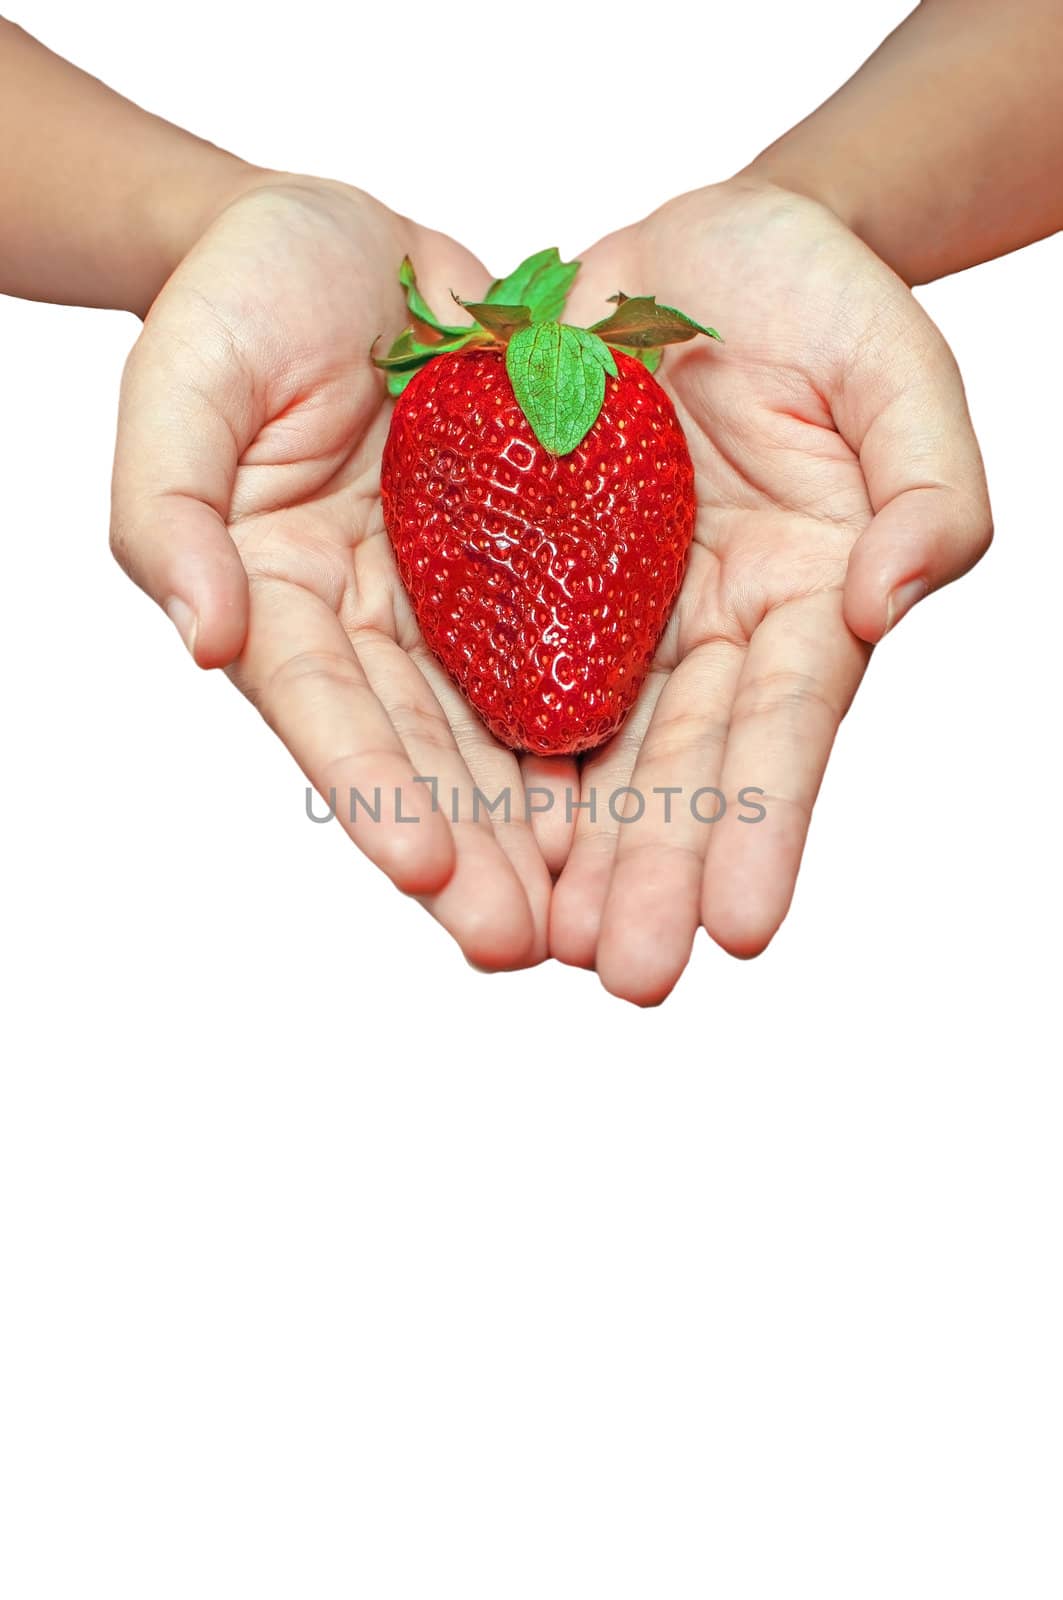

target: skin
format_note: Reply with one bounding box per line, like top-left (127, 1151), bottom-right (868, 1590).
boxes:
top-left (3, 4), bottom-right (1059, 999)
top-left (111, 178), bottom-right (554, 968)
top-left (749, 0), bottom-right (1063, 286)
top-left (548, 179), bottom-right (991, 1002)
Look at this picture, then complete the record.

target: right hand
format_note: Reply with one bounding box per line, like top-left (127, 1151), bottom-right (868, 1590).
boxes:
top-left (111, 176), bottom-right (552, 969)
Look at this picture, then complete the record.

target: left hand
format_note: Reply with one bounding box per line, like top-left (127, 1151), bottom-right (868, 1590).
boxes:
top-left (545, 177), bottom-right (992, 1003)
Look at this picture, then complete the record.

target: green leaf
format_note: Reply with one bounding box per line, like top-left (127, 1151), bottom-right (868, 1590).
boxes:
top-left (612, 343), bottom-right (663, 374)
top-left (590, 294), bottom-right (722, 348)
top-left (372, 328), bottom-right (478, 371)
top-left (381, 328), bottom-right (418, 361)
top-left (387, 367), bottom-right (421, 397)
top-left (607, 295), bottom-right (667, 366)
top-left (505, 322), bottom-right (618, 455)
top-left (458, 301), bottom-right (533, 340)
top-left (485, 248), bottom-right (580, 324)
top-left (398, 256), bottom-right (469, 338)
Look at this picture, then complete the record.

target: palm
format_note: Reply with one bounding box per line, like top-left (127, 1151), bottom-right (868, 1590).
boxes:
top-left (550, 179), bottom-right (990, 1001)
top-left (115, 180), bottom-right (551, 966)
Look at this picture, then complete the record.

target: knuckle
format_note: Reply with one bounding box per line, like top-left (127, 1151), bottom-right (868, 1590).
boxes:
top-left (972, 504), bottom-right (995, 561)
top-left (956, 489), bottom-right (994, 566)
top-left (108, 508), bottom-right (134, 575)
top-left (733, 668), bottom-right (843, 728)
top-left (250, 649), bottom-right (367, 722)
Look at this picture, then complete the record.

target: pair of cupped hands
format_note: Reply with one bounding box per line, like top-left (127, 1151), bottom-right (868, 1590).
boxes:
top-left (111, 172), bottom-right (991, 1003)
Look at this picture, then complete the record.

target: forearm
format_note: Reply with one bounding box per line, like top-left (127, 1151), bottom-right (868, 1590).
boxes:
top-left (0, 21), bottom-right (265, 315)
top-left (743, 0), bottom-right (1063, 285)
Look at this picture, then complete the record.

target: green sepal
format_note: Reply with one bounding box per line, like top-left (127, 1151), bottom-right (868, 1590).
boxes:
top-left (591, 294), bottom-right (722, 348)
top-left (484, 248), bottom-right (580, 324)
top-left (374, 254), bottom-right (723, 430)
top-left (398, 256), bottom-right (469, 338)
top-left (387, 367), bottom-right (421, 397)
top-left (612, 343), bottom-right (664, 374)
top-left (457, 301), bottom-right (533, 340)
top-left (506, 322), bottom-right (618, 456)
top-left (373, 328), bottom-right (480, 371)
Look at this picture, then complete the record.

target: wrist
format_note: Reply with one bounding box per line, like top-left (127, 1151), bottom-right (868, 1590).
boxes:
top-left (736, 148), bottom-right (858, 235)
top-left (644, 169), bottom-right (854, 246)
top-left (728, 154), bottom-right (922, 283)
top-left (135, 149), bottom-right (279, 316)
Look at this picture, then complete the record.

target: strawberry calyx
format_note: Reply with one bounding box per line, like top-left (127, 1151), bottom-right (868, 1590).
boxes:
top-left (373, 248), bottom-right (722, 456)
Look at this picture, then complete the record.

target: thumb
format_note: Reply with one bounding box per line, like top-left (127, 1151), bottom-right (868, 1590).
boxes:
top-left (843, 481), bottom-right (994, 643)
top-left (831, 297), bottom-right (993, 645)
top-left (110, 315), bottom-right (255, 668)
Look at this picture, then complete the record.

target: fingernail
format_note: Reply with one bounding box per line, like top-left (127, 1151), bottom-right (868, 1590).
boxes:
top-left (885, 578), bottom-right (928, 634)
top-left (165, 596), bottom-right (198, 657)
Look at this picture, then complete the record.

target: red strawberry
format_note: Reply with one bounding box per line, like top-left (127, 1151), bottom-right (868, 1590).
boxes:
top-left (375, 250), bottom-right (720, 756)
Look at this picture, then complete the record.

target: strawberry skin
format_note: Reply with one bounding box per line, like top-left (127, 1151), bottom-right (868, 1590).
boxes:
top-left (380, 347), bottom-right (696, 756)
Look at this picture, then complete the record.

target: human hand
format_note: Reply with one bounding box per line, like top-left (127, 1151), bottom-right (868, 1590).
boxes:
top-left (549, 177), bottom-right (992, 1003)
top-left (111, 177), bottom-right (551, 968)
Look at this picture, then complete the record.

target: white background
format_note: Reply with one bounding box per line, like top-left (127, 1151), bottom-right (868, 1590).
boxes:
top-left (1, 2), bottom-right (1060, 1595)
